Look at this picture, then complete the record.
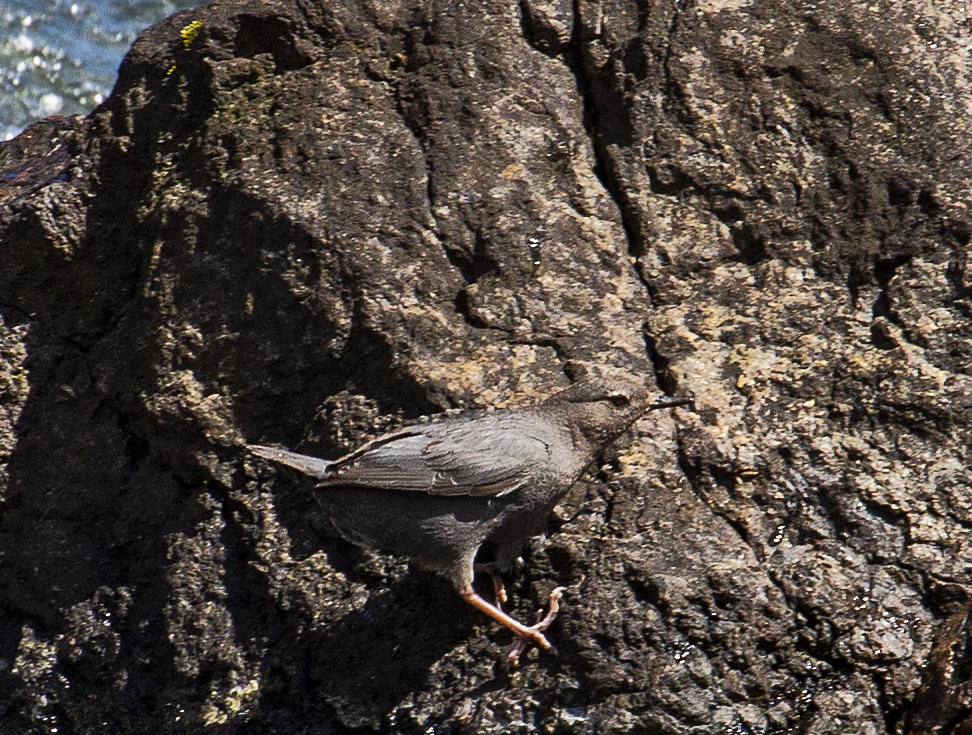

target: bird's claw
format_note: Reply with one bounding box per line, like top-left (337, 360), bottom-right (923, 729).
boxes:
top-left (487, 572), bottom-right (508, 608)
top-left (508, 586), bottom-right (566, 665)
top-left (473, 563), bottom-right (509, 609)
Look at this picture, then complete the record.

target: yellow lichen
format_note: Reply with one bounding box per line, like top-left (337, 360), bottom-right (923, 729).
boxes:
top-left (180, 20), bottom-right (203, 48)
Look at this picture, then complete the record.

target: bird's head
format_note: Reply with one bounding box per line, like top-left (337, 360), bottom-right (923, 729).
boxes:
top-left (542, 376), bottom-right (652, 450)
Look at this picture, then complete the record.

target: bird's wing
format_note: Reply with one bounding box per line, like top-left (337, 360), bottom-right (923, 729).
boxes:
top-left (318, 418), bottom-right (551, 497)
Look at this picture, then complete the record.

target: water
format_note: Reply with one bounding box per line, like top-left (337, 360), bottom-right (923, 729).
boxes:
top-left (1, 0), bottom-right (203, 140)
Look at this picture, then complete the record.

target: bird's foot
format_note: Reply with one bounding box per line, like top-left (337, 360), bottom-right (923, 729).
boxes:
top-left (474, 563), bottom-right (508, 608)
top-left (508, 586), bottom-right (566, 665)
top-left (457, 583), bottom-right (565, 662)
top-left (492, 576), bottom-right (508, 608)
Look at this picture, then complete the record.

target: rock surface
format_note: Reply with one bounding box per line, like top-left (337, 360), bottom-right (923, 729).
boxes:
top-left (1, 0), bottom-right (971, 732)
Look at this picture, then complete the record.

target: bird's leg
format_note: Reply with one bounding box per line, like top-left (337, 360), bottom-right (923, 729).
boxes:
top-left (457, 583), bottom-right (553, 651)
top-left (474, 563), bottom-right (508, 607)
top-left (456, 582), bottom-right (566, 659)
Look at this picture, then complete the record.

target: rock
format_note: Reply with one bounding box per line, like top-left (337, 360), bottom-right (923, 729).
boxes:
top-left (0, 0), bottom-right (970, 732)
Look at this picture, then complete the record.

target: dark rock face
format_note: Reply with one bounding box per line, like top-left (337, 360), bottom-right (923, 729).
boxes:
top-left (0, 0), bottom-right (970, 732)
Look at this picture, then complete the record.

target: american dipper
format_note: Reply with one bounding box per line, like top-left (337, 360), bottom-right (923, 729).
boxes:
top-left (248, 377), bottom-right (690, 659)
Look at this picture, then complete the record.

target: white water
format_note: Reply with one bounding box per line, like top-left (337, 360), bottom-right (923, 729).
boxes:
top-left (1, 0), bottom-right (202, 140)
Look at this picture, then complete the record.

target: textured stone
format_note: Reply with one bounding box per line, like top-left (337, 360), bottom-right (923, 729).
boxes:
top-left (0, 0), bottom-right (970, 732)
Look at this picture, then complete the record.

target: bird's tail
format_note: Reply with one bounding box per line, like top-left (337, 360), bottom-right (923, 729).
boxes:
top-left (247, 444), bottom-right (333, 479)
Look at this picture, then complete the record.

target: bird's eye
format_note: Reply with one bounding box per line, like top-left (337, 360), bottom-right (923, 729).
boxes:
top-left (608, 394), bottom-right (631, 407)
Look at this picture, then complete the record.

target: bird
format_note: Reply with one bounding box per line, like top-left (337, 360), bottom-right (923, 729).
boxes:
top-left (247, 376), bottom-right (691, 660)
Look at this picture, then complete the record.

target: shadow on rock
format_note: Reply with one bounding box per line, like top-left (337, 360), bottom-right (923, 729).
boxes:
top-left (265, 565), bottom-right (491, 729)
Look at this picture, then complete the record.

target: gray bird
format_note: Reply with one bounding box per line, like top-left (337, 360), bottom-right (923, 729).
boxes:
top-left (248, 376), bottom-right (690, 659)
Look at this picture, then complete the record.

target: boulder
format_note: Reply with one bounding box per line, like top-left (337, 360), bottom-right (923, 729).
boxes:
top-left (1, 0), bottom-right (970, 732)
